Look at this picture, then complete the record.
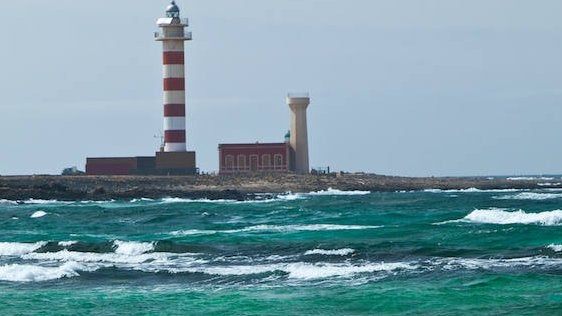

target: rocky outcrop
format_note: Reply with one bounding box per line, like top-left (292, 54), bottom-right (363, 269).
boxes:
top-left (0, 173), bottom-right (558, 201)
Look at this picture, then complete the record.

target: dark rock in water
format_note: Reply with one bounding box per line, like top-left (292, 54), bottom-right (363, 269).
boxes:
top-left (93, 187), bottom-right (106, 195)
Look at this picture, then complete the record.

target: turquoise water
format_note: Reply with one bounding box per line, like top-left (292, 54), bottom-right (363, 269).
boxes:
top-left (1, 188), bottom-right (561, 315)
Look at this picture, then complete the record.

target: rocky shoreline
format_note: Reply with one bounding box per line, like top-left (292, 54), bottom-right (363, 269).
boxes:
top-left (0, 173), bottom-right (560, 201)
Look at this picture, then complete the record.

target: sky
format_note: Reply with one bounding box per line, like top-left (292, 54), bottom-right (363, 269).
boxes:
top-left (1, 0), bottom-right (562, 176)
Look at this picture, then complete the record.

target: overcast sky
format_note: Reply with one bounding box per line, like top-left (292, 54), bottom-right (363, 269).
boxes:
top-left (1, 0), bottom-right (562, 176)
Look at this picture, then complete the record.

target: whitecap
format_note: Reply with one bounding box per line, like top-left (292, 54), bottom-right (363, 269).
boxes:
top-left (547, 244), bottom-right (562, 252)
top-left (436, 256), bottom-right (561, 271)
top-left (58, 241), bottom-right (78, 247)
top-left (508, 177), bottom-right (554, 181)
top-left (113, 240), bottom-right (155, 255)
top-left (494, 192), bottom-right (562, 200)
top-left (30, 211), bottom-right (47, 218)
top-left (0, 199), bottom-right (17, 205)
top-left (170, 224), bottom-right (381, 236)
top-left (130, 198), bottom-right (155, 203)
top-left (305, 188), bottom-right (371, 196)
top-left (458, 208), bottom-right (562, 226)
top-left (21, 249), bottom-right (197, 265)
top-left (25, 199), bottom-right (71, 205)
top-left (304, 248), bottom-right (355, 256)
top-left (165, 261), bottom-right (415, 280)
top-left (0, 262), bottom-right (97, 282)
top-left (424, 188), bottom-right (521, 193)
top-left (0, 241), bottom-right (47, 256)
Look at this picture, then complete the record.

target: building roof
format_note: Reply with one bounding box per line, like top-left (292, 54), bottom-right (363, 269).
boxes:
top-left (219, 142), bottom-right (288, 148)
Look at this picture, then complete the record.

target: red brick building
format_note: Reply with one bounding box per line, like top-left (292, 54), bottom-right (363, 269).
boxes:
top-left (218, 143), bottom-right (293, 173)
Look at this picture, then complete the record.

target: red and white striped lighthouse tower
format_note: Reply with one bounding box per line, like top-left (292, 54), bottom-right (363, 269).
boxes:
top-left (156, 1), bottom-right (192, 152)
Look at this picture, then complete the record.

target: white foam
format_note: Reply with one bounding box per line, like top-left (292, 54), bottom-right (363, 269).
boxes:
top-left (305, 188), bottom-right (371, 196)
top-left (25, 199), bottom-right (71, 205)
top-left (547, 244), bottom-right (562, 252)
top-left (58, 241), bottom-right (78, 247)
top-left (424, 188), bottom-right (521, 193)
top-left (161, 197), bottom-right (237, 204)
top-left (21, 249), bottom-right (171, 264)
top-left (0, 242), bottom-right (47, 256)
top-left (30, 211), bottom-right (47, 218)
top-left (304, 248), bottom-right (356, 256)
top-left (460, 208), bottom-right (562, 226)
top-left (283, 262), bottom-right (414, 279)
top-left (130, 198), bottom-right (155, 203)
top-left (437, 256), bottom-right (561, 271)
top-left (167, 261), bottom-right (414, 280)
top-left (113, 241), bottom-right (155, 255)
top-left (170, 224), bottom-right (381, 236)
top-left (0, 262), bottom-right (96, 282)
top-left (538, 183), bottom-right (562, 187)
top-left (508, 177), bottom-right (554, 181)
top-left (0, 199), bottom-right (17, 205)
top-left (494, 192), bottom-right (562, 200)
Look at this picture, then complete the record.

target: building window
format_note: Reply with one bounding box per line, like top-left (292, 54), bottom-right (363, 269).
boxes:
top-left (262, 154), bottom-right (271, 170)
top-left (274, 154), bottom-right (283, 169)
top-left (225, 155), bottom-right (234, 170)
top-left (237, 155), bottom-right (246, 170)
top-left (250, 155), bottom-right (258, 171)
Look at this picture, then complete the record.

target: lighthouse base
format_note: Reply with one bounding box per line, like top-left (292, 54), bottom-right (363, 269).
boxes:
top-left (155, 151), bottom-right (197, 175)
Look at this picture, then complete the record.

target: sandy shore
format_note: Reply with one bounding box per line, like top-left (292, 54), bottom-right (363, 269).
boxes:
top-left (0, 173), bottom-right (560, 201)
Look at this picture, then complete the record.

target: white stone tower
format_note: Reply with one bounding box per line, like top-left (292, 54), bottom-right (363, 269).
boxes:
top-left (155, 1), bottom-right (192, 152)
top-left (287, 93), bottom-right (311, 174)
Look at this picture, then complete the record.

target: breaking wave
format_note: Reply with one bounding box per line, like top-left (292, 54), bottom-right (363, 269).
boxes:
top-left (424, 188), bottom-right (521, 193)
top-left (0, 262), bottom-right (97, 282)
top-left (304, 248), bottom-right (356, 256)
top-left (452, 208), bottom-right (562, 226)
top-left (305, 188), bottom-right (371, 196)
top-left (170, 224), bottom-right (382, 236)
top-left (113, 241), bottom-right (155, 256)
top-left (494, 192), bottom-right (562, 200)
top-left (0, 242), bottom-right (47, 256)
top-left (507, 177), bottom-right (555, 181)
top-left (2, 239), bottom-right (562, 283)
top-left (547, 244), bottom-right (562, 252)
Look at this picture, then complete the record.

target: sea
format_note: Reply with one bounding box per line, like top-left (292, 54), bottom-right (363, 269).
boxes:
top-left (1, 186), bottom-right (561, 315)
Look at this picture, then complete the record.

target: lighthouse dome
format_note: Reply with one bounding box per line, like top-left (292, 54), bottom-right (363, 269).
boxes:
top-left (166, 1), bottom-right (180, 17)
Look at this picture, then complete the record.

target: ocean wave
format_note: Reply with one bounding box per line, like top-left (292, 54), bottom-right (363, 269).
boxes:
top-left (164, 261), bottom-right (414, 280)
top-left (0, 262), bottom-right (97, 282)
top-left (23, 199), bottom-right (72, 205)
top-left (160, 197), bottom-right (238, 204)
top-left (304, 248), bottom-right (356, 256)
top-left (0, 242), bottom-right (47, 256)
top-left (113, 241), bottom-right (155, 256)
top-left (547, 244), bottom-right (562, 252)
top-left (455, 208), bottom-right (562, 226)
top-left (58, 241), bottom-right (78, 247)
top-left (538, 183), bottom-right (562, 187)
top-left (170, 224), bottom-right (382, 236)
top-left (0, 199), bottom-right (17, 205)
top-left (424, 188), bottom-right (521, 193)
top-left (30, 211), bottom-right (47, 218)
top-left (22, 249), bottom-right (200, 266)
top-left (435, 256), bottom-right (561, 271)
top-left (508, 177), bottom-right (555, 181)
top-left (493, 192), bottom-right (562, 200)
top-left (305, 188), bottom-right (371, 196)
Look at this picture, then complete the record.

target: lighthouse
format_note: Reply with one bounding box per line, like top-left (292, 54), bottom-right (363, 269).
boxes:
top-left (287, 94), bottom-right (311, 174)
top-left (156, 1), bottom-right (192, 152)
